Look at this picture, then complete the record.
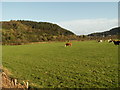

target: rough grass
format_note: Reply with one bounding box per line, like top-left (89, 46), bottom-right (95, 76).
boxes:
top-left (2, 41), bottom-right (118, 88)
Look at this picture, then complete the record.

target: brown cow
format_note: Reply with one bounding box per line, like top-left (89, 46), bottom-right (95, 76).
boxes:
top-left (65, 43), bottom-right (72, 47)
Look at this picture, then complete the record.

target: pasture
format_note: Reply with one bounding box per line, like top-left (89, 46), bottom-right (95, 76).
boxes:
top-left (2, 41), bottom-right (118, 88)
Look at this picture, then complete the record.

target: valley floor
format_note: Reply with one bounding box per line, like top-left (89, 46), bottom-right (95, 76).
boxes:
top-left (2, 41), bottom-right (119, 88)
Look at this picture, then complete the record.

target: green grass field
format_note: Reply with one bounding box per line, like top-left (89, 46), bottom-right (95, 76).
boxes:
top-left (2, 41), bottom-right (118, 88)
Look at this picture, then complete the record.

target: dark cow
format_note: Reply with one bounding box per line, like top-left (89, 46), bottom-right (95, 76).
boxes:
top-left (65, 43), bottom-right (72, 47)
top-left (113, 40), bottom-right (120, 45)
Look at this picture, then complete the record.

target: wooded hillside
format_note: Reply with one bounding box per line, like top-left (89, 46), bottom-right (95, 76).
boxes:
top-left (88, 27), bottom-right (120, 37)
top-left (2, 20), bottom-right (76, 45)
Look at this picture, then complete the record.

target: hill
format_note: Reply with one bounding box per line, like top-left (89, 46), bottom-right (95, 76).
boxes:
top-left (87, 27), bottom-right (120, 37)
top-left (1, 20), bottom-right (76, 45)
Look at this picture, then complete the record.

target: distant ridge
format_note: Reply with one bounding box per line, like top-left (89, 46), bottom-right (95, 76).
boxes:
top-left (87, 27), bottom-right (120, 37)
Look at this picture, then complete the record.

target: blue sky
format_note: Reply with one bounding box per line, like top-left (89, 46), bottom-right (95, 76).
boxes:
top-left (2, 2), bottom-right (117, 22)
top-left (2, 2), bottom-right (118, 35)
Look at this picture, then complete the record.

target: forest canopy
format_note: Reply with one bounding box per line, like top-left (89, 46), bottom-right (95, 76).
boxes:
top-left (1, 20), bottom-right (76, 45)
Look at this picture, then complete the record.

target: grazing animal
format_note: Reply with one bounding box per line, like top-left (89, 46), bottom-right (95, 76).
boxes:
top-left (112, 40), bottom-right (120, 45)
top-left (108, 39), bottom-right (120, 45)
top-left (65, 43), bottom-right (72, 47)
top-left (108, 39), bottom-right (113, 43)
top-left (98, 40), bottom-right (103, 43)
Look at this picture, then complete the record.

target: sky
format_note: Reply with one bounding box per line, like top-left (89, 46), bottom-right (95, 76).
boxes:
top-left (1, 0), bottom-right (120, 2)
top-left (1, 2), bottom-right (118, 35)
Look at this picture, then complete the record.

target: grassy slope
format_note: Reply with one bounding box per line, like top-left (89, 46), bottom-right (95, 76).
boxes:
top-left (2, 41), bottom-right (118, 88)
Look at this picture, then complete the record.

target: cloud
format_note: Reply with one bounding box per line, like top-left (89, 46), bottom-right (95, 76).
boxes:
top-left (57, 18), bottom-right (118, 35)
